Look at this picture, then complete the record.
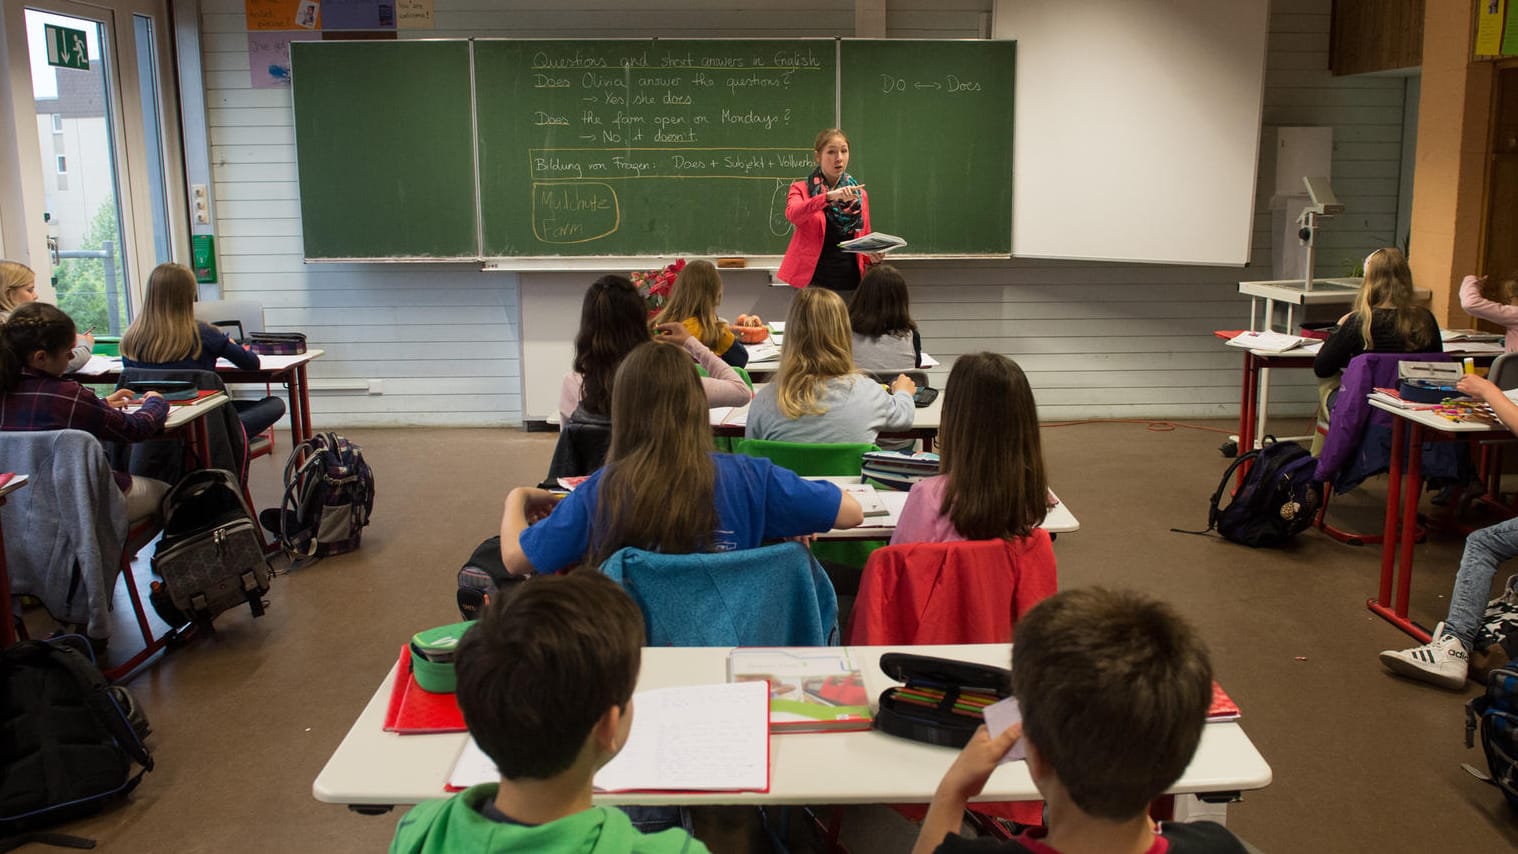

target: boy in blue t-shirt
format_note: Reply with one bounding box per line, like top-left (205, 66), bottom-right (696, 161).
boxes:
top-left (913, 588), bottom-right (1247, 854)
top-left (390, 573), bottom-right (708, 854)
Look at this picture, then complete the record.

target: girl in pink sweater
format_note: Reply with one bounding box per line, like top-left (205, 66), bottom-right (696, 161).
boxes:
top-left (1459, 273), bottom-right (1518, 352)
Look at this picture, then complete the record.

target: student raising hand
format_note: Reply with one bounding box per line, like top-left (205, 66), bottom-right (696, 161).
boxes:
top-left (653, 321), bottom-right (692, 345)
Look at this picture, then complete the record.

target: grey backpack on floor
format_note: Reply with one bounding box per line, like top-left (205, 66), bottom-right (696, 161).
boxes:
top-left (260, 433), bottom-right (375, 559)
top-left (151, 468), bottom-right (271, 627)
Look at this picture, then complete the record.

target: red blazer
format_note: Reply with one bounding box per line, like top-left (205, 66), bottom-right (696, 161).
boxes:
top-left (845, 533), bottom-right (1058, 645)
top-left (777, 180), bottom-right (872, 289)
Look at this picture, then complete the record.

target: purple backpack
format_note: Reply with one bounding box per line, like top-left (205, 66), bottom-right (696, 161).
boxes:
top-left (261, 433), bottom-right (374, 559)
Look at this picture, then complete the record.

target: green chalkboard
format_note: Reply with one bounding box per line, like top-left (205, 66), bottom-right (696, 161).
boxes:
top-left (840, 41), bottom-right (1015, 256)
top-left (291, 41), bottom-right (478, 259)
top-left (474, 40), bottom-right (836, 256)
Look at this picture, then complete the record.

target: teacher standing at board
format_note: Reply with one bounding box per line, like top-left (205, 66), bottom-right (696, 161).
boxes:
top-left (778, 128), bottom-right (880, 294)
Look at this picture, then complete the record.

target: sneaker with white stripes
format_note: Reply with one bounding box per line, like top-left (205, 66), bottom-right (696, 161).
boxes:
top-left (1378, 623), bottom-right (1469, 689)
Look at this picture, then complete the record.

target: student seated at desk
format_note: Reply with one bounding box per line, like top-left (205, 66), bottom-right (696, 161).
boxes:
top-left (849, 264), bottom-right (923, 371)
top-left (913, 588), bottom-right (1246, 854)
top-left (120, 262), bottom-right (286, 439)
top-left (0, 302), bottom-right (169, 523)
top-left (745, 287), bottom-right (915, 444)
top-left (1, 259), bottom-right (94, 371)
top-left (561, 275), bottom-right (751, 427)
top-left (503, 341), bottom-right (861, 575)
top-left (651, 259), bottom-right (748, 368)
top-left (1379, 371), bottom-right (1518, 689)
top-left (389, 572), bottom-right (710, 854)
top-left (1458, 271), bottom-right (1518, 352)
top-left (893, 353), bottom-right (1051, 550)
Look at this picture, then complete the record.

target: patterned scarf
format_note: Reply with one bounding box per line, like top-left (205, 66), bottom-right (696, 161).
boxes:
top-left (806, 167), bottom-right (863, 233)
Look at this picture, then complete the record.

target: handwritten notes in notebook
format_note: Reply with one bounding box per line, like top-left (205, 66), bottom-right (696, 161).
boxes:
top-left (448, 681), bottom-right (770, 793)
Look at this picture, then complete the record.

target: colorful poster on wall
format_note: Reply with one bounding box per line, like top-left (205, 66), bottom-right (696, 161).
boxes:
top-left (246, 0), bottom-right (321, 31)
top-left (249, 29), bottom-right (320, 88)
top-left (397, 0), bottom-right (433, 30)
top-left (321, 0), bottom-right (395, 31)
top-left (1477, 0), bottom-right (1506, 56)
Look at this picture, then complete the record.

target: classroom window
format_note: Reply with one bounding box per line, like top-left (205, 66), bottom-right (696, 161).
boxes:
top-left (55, 154), bottom-right (67, 174)
top-left (51, 113), bottom-right (63, 132)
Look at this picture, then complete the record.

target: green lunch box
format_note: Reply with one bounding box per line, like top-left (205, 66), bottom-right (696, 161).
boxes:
top-left (92, 336), bottom-right (121, 357)
top-left (409, 620), bottom-right (475, 694)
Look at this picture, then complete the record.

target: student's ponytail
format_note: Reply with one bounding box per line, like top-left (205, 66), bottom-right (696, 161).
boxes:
top-left (0, 303), bottom-right (76, 394)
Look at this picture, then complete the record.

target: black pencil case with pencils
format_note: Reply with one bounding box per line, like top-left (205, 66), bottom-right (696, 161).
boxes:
top-left (874, 653), bottom-right (1011, 748)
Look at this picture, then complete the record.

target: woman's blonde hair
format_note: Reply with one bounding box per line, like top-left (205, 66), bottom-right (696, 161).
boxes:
top-left (775, 287), bottom-right (856, 418)
top-left (1353, 247), bottom-right (1433, 351)
top-left (0, 260), bottom-right (35, 313)
top-left (590, 341), bottom-right (718, 566)
top-left (121, 262), bottom-right (202, 363)
top-left (813, 127), bottom-right (848, 153)
top-left (652, 260), bottom-right (724, 349)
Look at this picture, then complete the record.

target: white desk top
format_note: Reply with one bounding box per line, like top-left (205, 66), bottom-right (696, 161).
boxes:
top-left (313, 643), bottom-right (1270, 807)
top-left (131, 391), bottom-right (230, 430)
top-left (712, 383), bottom-right (943, 433)
top-left (0, 474), bottom-right (29, 499)
top-left (814, 476), bottom-right (1079, 538)
top-left (1367, 396), bottom-right (1510, 436)
top-left (72, 349), bottom-right (325, 379)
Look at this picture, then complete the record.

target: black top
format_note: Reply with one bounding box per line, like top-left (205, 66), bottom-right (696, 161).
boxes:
top-left (811, 216), bottom-right (861, 292)
top-left (933, 820), bottom-right (1249, 854)
top-left (1312, 307), bottom-right (1442, 378)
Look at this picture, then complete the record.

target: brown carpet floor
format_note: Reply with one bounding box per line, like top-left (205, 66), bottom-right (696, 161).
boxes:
top-left (16, 420), bottom-right (1518, 852)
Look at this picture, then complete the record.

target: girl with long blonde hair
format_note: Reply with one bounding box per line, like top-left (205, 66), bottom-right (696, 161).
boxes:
top-left (1, 259), bottom-right (94, 370)
top-left (121, 262), bottom-right (286, 438)
top-left (500, 340), bottom-right (861, 574)
top-left (1313, 247), bottom-right (1441, 378)
top-left (745, 287), bottom-right (915, 444)
top-left (652, 259), bottom-right (748, 367)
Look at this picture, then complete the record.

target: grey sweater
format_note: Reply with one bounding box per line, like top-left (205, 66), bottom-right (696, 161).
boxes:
top-left (745, 374), bottom-right (914, 444)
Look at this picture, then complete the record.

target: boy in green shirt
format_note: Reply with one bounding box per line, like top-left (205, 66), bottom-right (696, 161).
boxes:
top-left (390, 573), bottom-right (709, 853)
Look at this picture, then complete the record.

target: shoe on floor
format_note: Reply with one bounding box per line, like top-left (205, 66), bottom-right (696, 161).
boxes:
top-left (1378, 623), bottom-right (1469, 689)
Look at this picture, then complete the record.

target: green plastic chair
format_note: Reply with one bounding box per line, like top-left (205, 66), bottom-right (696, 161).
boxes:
top-left (731, 439), bottom-right (876, 476)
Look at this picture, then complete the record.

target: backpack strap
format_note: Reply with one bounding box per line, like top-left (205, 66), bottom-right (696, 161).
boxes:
top-left (1170, 448), bottom-right (1263, 536)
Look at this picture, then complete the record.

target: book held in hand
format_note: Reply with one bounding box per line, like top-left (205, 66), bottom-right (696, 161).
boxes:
top-left (839, 232), bottom-right (907, 254)
top-left (727, 648), bottom-right (873, 732)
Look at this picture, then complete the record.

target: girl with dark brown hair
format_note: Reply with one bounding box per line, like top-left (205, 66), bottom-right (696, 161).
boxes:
top-left (502, 341), bottom-right (862, 575)
top-left (892, 352), bottom-right (1050, 542)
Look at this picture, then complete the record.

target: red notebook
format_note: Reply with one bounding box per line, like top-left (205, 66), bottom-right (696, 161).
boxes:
top-left (1207, 681), bottom-right (1241, 722)
top-left (382, 645), bottom-right (467, 735)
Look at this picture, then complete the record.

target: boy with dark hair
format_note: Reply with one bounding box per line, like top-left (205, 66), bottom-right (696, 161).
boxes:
top-left (912, 587), bottom-right (1247, 854)
top-left (390, 573), bottom-right (709, 853)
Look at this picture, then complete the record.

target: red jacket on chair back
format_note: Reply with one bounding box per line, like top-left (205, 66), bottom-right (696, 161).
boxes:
top-left (846, 533), bottom-right (1058, 645)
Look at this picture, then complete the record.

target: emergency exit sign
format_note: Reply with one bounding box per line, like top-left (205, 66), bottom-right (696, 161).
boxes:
top-left (45, 24), bottom-right (88, 71)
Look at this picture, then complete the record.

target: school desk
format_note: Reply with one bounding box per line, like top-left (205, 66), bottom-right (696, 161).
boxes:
top-left (743, 333), bottom-right (942, 382)
top-left (0, 474), bottom-right (29, 647)
top-left (70, 350), bottom-right (325, 445)
top-left (1364, 399), bottom-right (1507, 642)
top-left (312, 643), bottom-right (1271, 812)
top-left (812, 476), bottom-right (1080, 539)
top-left (711, 383), bottom-right (945, 449)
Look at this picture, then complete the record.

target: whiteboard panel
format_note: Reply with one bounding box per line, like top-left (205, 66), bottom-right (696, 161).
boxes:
top-left (993, 0), bottom-right (1269, 266)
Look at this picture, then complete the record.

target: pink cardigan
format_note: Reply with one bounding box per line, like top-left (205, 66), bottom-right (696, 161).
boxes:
top-left (776, 180), bottom-right (872, 289)
top-left (1459, 274), bottom-right (1518, 352)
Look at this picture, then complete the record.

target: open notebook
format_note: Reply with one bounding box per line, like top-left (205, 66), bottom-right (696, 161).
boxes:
top-left (448, 681), bottom-right (771, 793)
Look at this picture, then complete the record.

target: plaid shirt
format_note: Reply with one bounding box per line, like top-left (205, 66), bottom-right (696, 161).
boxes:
top-left (0, 368), bottom-right (169, 491)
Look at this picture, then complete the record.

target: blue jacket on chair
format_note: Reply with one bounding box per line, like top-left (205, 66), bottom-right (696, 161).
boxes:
top-left (599, 542), bottom-right (839, 646)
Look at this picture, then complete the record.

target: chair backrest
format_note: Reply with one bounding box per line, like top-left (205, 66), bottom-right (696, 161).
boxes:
top-left (193, 299), bottom-right (265, 342)
top-left (864, 369), bottom-right (930, 389)
top-left (111, 367), bottom-right (247, 485)
top-left (0, 430), bottom-right (128, 638)
top-left (543, 413), bottom-right (613, 484)
top-left (733, 438), bottom-right (877, 476)
top-left (1315, 351), bottom-right (1450, 486)
top-left (1491, 352), bottom-right (1518, 390)
top-left (599, 542), bottom-right (839, 646)
top-left (846, 535), bottom-right (1057, 646)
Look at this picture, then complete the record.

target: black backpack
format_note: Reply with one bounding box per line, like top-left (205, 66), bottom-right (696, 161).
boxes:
top-left (152, 468), bottom-right (272, 628)
top-left (1465, 659), bottom-right (1518, 812)
top-left (261, 433), bottom-right (375, 560)
top-left (456, 535), bottom-right (529, 621)
top-left (0, 637), bottom-right (153, 850)
top-left (1179, 437), bottom-right (1322, 547)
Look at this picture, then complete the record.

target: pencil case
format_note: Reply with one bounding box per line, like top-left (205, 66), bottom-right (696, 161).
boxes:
top-left (247, 331), bottom-right (307, 355)
top-left (873, 653), bottom-right (1011, 748)
top-left (409, 620), bottom-right (475, 693)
